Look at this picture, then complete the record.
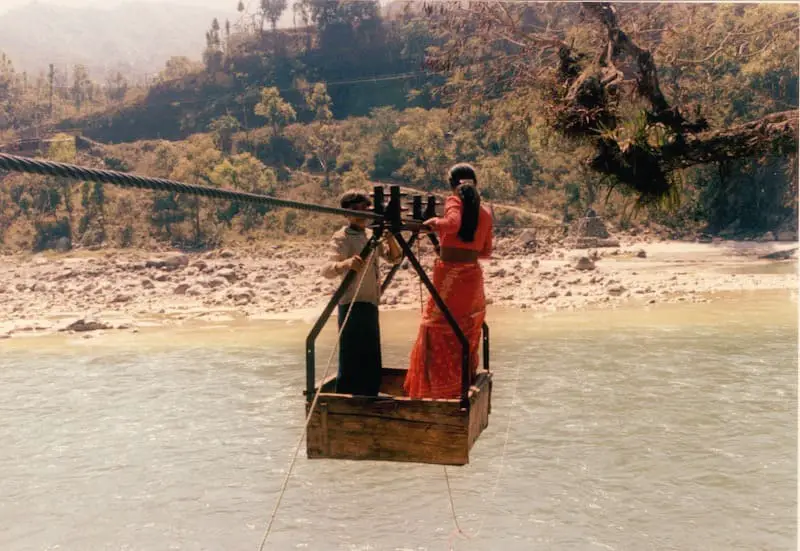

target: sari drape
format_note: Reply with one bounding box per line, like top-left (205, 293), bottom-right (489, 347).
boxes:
top-left (403, 259), bottom-right (485, 399)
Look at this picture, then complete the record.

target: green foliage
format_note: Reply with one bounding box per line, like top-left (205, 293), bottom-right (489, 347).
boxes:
top-left (0, 4), bottom-right (795, 252)
top-left (254, 87), bottom-right (297, 134)
top-left (208, 114), bottom-right (241, 153)
top-left (33, 217), bottom-right (71, 252)
top-left (209, 153), bottom-right (277, 229)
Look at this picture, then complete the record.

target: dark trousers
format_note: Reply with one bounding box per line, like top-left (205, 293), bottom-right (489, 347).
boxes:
top-left (336, 302), bottom-right (382, 396)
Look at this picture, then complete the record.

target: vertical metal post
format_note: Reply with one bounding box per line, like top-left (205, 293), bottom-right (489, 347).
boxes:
top-left (423, 194), bottom-right (441, 254)
top-left (372, 185), bottom-right (385, 215)
top-left (482, 322), bottom-right (490, 372)
top-left (380, 193), bottom-right (423, 292)
top-left (412, 195), bottom-right (423, 220)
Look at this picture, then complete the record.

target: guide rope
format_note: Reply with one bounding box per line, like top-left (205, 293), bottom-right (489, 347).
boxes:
top-left (0, 152), bottom-right (384, 221)
top-left (256, 248), bottom-right (378, 551)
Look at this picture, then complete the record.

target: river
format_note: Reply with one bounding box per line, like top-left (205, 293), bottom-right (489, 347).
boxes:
top-left (1, 290), bottom-right (796, 550)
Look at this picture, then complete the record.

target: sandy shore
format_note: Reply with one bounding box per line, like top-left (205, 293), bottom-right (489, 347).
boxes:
top-left (0, 235), bottom-right (796, 341)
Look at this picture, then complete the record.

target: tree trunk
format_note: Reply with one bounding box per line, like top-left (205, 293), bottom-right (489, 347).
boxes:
top-left (666, 110), bottom-right (799, 169)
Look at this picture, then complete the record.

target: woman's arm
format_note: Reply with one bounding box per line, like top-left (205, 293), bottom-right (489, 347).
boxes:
top-left (424, 196), bottom-right (461, 234)
top-left (479, 229), bottom-right (493, 258)
top-left (479, 211), bottom-right (493, 258)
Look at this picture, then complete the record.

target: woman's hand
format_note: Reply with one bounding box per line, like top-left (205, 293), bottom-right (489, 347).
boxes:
top-left (404, 220), bottom-right (434, 233)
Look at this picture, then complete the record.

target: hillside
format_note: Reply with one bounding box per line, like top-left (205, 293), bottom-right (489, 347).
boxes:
top-left (0, 2), bottom-right (796, 256)
top-left (0, 1), bottom-right (238, 78)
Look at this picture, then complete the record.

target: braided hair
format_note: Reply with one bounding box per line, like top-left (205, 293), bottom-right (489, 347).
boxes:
top-left (448, 163), bottom-right (480, 242)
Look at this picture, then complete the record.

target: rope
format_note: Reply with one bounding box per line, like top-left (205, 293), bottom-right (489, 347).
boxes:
top-left (256, 247), bottom-right (378, 551)
top-left (0, 152), bottom-right (384, 221)
top-left (444, 344), bottom-right (522, 549)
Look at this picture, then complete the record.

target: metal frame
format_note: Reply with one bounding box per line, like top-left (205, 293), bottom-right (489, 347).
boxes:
top-left (305, 185), bottom-right (490, 410)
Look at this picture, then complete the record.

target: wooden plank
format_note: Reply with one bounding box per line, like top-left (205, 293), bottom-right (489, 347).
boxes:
top-left (307, 406), bottom-right (469, 465)
top-left (309, 395), bottom-right (467, 427)
top-left (306, 368), bottom-right (408, 397)
top-left (467, 372), bottom-right (492, 451)
top-left (303, 369), bottom-right (493, 466)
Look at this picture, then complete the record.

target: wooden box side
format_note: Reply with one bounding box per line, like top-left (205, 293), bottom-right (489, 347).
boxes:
top-left (467, 372), bottom-right (492, 451)
top-left (306, 394), bottom-right (470, 465)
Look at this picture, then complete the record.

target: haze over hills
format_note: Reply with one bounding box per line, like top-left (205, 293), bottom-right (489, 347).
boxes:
top-left (0, 1), bottom-right (244, 78)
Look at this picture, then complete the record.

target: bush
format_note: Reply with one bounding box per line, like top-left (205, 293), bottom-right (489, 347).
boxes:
top-left (33, 217), bottom-right (71, 251)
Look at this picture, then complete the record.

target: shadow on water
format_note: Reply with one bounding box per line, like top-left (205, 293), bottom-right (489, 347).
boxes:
top-left (0, 290), bottom-right (796, 550)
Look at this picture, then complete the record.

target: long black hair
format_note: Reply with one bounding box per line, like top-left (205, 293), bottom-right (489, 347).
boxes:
top-left (449, 163), bottom-right (480, 242)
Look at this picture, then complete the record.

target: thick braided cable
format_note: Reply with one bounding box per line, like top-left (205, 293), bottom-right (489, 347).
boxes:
top-left (0, 152), bottom-right (384, 221)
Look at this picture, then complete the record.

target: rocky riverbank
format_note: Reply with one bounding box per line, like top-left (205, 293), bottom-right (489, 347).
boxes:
top-left (0, 232), bottom-right (796, 341)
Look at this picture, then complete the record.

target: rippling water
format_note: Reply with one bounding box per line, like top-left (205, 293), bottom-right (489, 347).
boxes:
top-left (1, 291), bottom-right (796, 550)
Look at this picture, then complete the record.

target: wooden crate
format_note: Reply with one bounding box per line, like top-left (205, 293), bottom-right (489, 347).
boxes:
top-left (304, 368), bottom-right (492, 465)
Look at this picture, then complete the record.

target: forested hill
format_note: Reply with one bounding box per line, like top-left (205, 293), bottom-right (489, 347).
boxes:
top-left (0, 2), bottom-right (796, 254)
top-left (56, 4), bottom-right (437, 144)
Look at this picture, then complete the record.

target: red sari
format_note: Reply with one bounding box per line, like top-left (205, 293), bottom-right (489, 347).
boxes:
top-left (404, 196), bottom-right (493, 400)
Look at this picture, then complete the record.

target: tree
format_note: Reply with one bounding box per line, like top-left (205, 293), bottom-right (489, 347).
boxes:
top-left (254, 86), bottom-right (297, 136)
top-left (106, 72), bottom-right (128, 103)
top-left (208, 114), bottom-right (241, 154)
top-left (210, 153), bottom-right (278, 229)
top-left (260, 0), bottom-right (288, 33)
top-left (304, 82), bottom-right (333, 122)
top-left (46, 135), bottom-right (77, 221)
top-left (424, 2), bottom-right (798, 203)
top-left (168, 135), bottom-right (223, 245)
top-left (204, 18), bottom-right (224, 72)
top-left (390, 108), bottom-right (449, 188)
top-left (71, 64), bottom-right (91, 112)
top-left (286, 122), bottom-right (341, 188)
top-left (159, 56), bottom-right (200, 82)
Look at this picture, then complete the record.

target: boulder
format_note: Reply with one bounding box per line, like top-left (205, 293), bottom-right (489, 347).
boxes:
top-left (61, 319), bottom-right (111, 332)
top-left (607, 284), bottom-right (625, 296)
top-left (217, 268), bottom-right (238, 283)
top-left (174, 283), bottom-right (190, 295)
top-left (145, 255), bottom-right (189, 271)
top-left (573, 256), bottom-right (595, 271)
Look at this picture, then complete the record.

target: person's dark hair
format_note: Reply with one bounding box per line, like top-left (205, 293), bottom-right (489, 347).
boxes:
top-left (339, 189), bottom-right (371, 210)
top-left (448, 163), bottom-right (480, 242)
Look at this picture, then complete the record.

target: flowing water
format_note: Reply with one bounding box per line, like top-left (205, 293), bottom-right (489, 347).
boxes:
top-left (1, 290), bottom-right (796, 550)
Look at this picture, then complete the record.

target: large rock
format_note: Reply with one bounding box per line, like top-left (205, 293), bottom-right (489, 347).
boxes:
top-left (573, 256), bottom-right (595, 271)
top-left (596, 237), bottom-right (620, 248)
top-left (227, 287), bottom-right (255, 304)
top-left (572, 212), bottom-right (610, 239)
top-left (516, 229), bottom-right (537, 248)
top-left (173, 283), bottom-right (190, 295)
top-left (61, 319), bottom-right (111, 332)
top-left (217, 268), bottom-right (238, 283)
top-left (607, 284), bottom-right (626, 296)
top-left (145, 255), bottom-right (189, 271)
top-left (54, 237), bottom-right (72, 252)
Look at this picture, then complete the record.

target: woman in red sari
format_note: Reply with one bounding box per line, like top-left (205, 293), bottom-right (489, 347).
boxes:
top-left (404, 163), bottom-right (493, 399)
